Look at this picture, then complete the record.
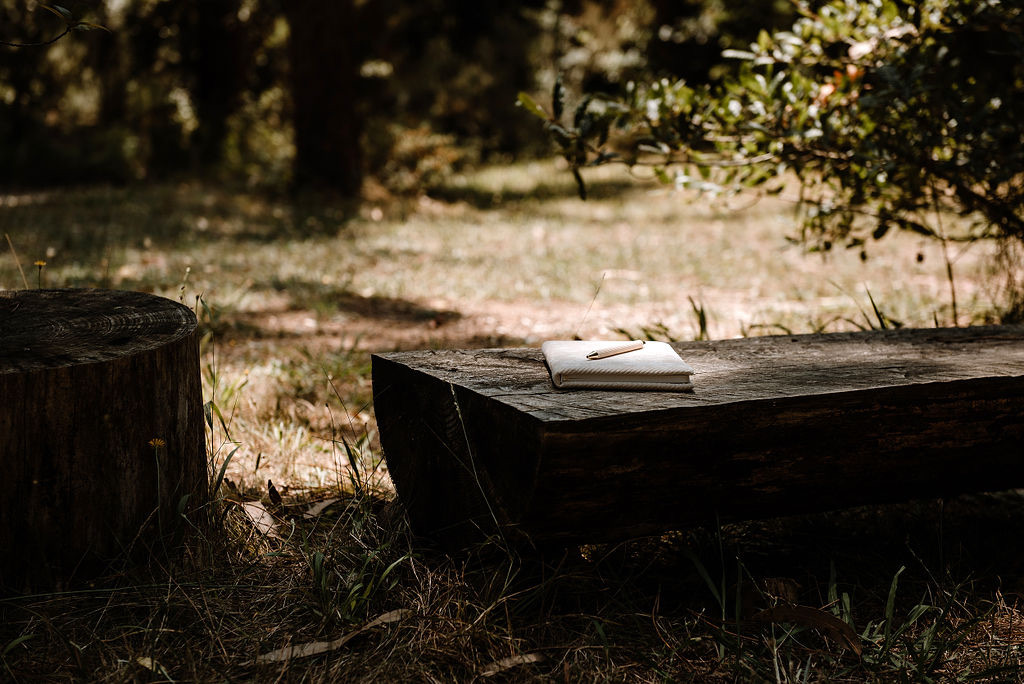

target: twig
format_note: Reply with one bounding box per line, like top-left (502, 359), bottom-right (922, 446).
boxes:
top-left (573, 272), bottom-right (606, 339)
top-left (5, 233), bottom-right (29, 289)
top-left (931, 182), bottom-right (959, 327)
top-left (0, 25), bottom-right (71, 48)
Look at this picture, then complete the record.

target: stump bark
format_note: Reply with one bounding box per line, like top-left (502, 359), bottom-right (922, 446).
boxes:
top-left (0, 289), bottom-right (208, 591)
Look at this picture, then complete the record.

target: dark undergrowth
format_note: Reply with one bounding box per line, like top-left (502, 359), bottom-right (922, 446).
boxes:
top-left (4, 484), bottom-right (1024, 682)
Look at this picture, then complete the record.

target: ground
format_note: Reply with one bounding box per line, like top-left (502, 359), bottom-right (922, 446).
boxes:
top-left (2, 161), bottom-right (1023, 682)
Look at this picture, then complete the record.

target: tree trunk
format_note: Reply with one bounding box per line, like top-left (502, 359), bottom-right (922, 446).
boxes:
top-left (192, 0), bottom-right (248, 167)
top-left (0, 289), bottom-right (208, 592)
top-left (285, 0), bottom-right (362, 195)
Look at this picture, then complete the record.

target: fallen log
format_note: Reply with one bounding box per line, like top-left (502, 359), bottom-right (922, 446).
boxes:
top-left (372, 326), bottom-right (1024, 547)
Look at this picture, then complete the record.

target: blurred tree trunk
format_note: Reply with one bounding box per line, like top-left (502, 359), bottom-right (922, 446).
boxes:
top-left (285, 0), bottom-right (362, 195)
top-left (193, 0), bottom-right (248, 167)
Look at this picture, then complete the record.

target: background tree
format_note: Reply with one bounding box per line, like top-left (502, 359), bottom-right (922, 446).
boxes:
top-left (284, 0), bottom-right (362, 195)
top-left (0, 0), bottom-right (832, 196)
top-left (187, 0), bottom-right (255, 168)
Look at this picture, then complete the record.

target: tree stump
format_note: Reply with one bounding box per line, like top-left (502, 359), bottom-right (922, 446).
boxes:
top-left (0, 289), bottom-right (208, 591)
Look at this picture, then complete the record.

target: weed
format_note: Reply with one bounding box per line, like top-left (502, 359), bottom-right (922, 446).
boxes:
top-left (689, 296), bottom-right (711, 341)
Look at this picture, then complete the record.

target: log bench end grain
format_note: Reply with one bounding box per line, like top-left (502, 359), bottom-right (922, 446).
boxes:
top-left (372, 326), bottom-right (1024, 548)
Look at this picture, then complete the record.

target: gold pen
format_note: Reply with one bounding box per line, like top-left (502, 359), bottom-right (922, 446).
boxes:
top-left (587, 340), bottom-right (645, 360)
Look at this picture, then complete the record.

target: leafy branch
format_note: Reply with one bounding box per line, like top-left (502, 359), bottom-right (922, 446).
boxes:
top-left (0, 4), bottom-right (108, 48)
top-left (523, 0), bottom-right (1024, 255)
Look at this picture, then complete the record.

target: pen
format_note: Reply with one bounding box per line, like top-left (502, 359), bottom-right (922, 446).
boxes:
top-left (587, 340), bottom-right (645, 360)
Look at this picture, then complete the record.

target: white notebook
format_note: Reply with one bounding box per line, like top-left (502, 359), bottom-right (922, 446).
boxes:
top-left (542, 340), bottom-right (694, 391)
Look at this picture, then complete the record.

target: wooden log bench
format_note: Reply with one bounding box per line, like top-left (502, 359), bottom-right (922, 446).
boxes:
top-left (372, 326), bottom-right (1024, 548)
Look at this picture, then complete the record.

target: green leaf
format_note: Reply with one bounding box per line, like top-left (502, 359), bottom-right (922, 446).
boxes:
top-left (2, 634), bottom-right (35, 657)
top-left (578, 112), bottom-right (593, 138)
top-left (895, 218), bottom-right (936, 238)
top-left (884, 566), bottom-right (905, 644)
top-left (546, 123), bottom-right (572, 147)
top-left (721, 49), bottom-right (757, 61)
top-left (211, 444), bottom-right (240, 497)
top-left (574, 95), bottom-right (593, 129)
top-left (682, 547), bottom-right (724, 613)
top-left (39, 4), bottom-right (71, 21)
top-left (516, 92), bottom-right (549, 121)
top-left (72, 21), bottom-right (110, 32)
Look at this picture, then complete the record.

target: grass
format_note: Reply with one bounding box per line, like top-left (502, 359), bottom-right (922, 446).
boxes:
top-left (4, 488), bottom-right (1024, 681)
top-left (2, 160), bottom-right (1024, 681)
top-left (1, 161), bottom-right (1009, 486)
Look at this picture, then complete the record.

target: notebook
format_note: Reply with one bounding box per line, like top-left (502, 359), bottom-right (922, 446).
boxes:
top-left (541, 340), bottom-right (694, 391)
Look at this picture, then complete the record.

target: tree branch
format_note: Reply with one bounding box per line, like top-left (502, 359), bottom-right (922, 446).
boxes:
top-left (0, 24), bottom-right (71, 49)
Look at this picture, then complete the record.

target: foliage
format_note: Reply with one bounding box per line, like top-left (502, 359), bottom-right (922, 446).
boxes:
top-left (645, 0), bottom-right (802, 84)
top-left (0, 0), bottom-right (553, 192)
top-left (529, 0), bottom-right (1024, 253)
top-left (0, 3), bottom-right (107, 49)
top-left (0, 0), bottom-right (813, 194)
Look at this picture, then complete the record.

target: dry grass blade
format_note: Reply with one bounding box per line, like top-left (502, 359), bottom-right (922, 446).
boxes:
top-left (240, 500), bottom-right (283, 540)
top-left (135, 656), bottom-right (172, 680)
top-left (4, 233), bottom-right (29, 289)
top-left (751, 605), bottom-right (863, 656)
top-left (254, 608), bottom-right (413, 664)
top-left (478, 652), bottom-right (546, 678)
top-left (303, 497), bottom-right (342, 519)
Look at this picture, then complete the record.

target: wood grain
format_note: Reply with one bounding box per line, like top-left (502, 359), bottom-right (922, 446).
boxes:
top-left (0, 289), bottom-right (208, 591)
top-left (372, 326), bottom-right (1024, 547)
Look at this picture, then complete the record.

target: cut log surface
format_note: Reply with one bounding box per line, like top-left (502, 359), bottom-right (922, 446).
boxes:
top-left (372, 326), bottom-right (1024, 547)
top-left (0, 289), bottom-right (207, 591)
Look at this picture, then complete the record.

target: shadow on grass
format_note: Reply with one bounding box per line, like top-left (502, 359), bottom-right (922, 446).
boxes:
top-left (4, 488), bottom-right (1023, 681)
top-left (0, 184), bottom-right (360, 261)
top-left (428, 175), bottom-right (640, 209)
top-left (424, 488), bottom-right (1024, 610)
top-left (414, 489), bottom-right (1024, 680)
top-left (257, 277), bottom-right (461, 322)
